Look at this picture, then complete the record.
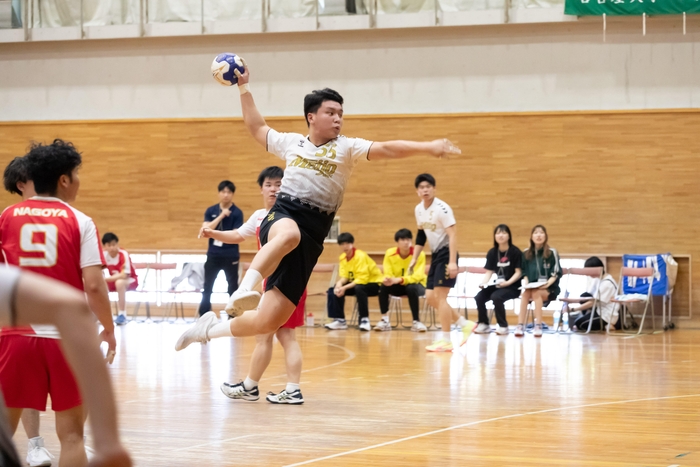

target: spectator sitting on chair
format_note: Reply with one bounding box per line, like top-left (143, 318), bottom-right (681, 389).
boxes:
top-left (325, 232), bottom-right (382, 331)
top-left (198, 180), bottom-right (244, 317)
top-left (373, 228), bottom-right (428, 333)
top-left (474, 224), bottom-right (523, 336)
top-left (515, 225), bottom-right (562, 338)
top-left (102, 232), bottom-right (139, 326)
top-left (570, 256), bottom-right (621, 332)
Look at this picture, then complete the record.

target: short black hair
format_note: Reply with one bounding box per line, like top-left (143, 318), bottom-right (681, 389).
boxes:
top-left (394, 228), bottom-right (413, 242)
top-left (102, 232), bottom-right (119, 245)
top-left (414, 173), bottom-right (436, 188)
top-left (584, 256), bottom-right (605, 273)
top-left (337, 232), bottom-right (354, 245)
top-left (218, 180), bottom-right (235, 193)
top-left (257, 166), bottom-right (284, 187)
top-left (303, 88), bottom-right (344, 127)
top-left (3, 157), bottom-right (28, 196)
top-left (24, 139), bottom-right (82, 196)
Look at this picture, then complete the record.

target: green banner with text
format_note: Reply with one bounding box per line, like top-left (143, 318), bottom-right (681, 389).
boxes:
top-left (565, 0), bottom-right (700, 16)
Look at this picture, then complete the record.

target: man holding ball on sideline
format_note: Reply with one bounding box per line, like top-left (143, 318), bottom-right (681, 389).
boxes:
top-left (176, 56), bottom-right (461, 351)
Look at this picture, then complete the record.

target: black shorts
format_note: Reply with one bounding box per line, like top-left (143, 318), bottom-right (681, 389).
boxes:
top-left (259, 193), bottom-right (335, 306)
top-left (426, 246), bottom-right (459, 290)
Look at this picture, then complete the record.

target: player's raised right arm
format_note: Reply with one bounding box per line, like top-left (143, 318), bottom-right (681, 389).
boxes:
top-left (234, 60), bottom-right (271, 148)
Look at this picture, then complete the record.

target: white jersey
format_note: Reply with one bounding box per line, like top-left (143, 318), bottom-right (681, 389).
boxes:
top-left (238, 208), bottom-right (268, 248)
top-left (586, 273), bottom-right (620, 325)
top-left (414, 197), bottom-right (456, 253)
top-left (266, 129), bottom-right (373, 212)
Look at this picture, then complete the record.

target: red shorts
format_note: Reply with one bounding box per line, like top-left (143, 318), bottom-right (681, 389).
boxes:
top-left (281, 289), bottom-right (306, 329)
top-left (0, 335), bottom-right (82, 412)
top-left (107, 278), bottom-right (138, 293)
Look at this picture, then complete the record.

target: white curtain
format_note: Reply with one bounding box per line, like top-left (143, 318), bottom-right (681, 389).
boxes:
top-left (26, 0), bottom-right (561, 27)
top-left (30, 0), bottom-right (139, 27)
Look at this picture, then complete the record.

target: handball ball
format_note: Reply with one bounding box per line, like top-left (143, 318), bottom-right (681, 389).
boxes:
top-left (211, 53), bottom-right (245, 86)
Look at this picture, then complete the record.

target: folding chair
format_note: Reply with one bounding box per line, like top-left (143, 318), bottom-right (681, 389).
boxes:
top-left (389, 294), bottom-right (416, 329)
top-left (308, 263), bottom-right (338, 327)
top-left (419, 295), bottom-right (437, 329)
top-left (558, 266), bottom-right (604, 333)
top-left (131, 262), bottom-right (178, 322)
top-left (130, 262), bottom-right (152, 322)
top-left (611, 266), bottom-right (655, 335)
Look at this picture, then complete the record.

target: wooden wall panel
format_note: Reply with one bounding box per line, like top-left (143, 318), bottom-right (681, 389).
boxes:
top-left (0, 111), bottom-right (697, 319)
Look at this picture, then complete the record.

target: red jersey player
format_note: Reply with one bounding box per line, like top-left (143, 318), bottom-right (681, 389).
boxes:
top-left (0, 266), bottom-right (132, 467)
top-left (0, 139), bottom-right (116, 467)
top-left (2, 155), bottom-right (55, 466)
top-left (102, 232), bottom-right (139, 326)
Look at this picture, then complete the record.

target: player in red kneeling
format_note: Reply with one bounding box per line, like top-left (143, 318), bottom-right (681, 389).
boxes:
top-left (0, 139), bottom-right (116, 467)
top-left (102, 232), bottom-right (139, 326)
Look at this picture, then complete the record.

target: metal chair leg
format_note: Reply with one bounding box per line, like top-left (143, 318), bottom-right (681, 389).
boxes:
top-left (350, 300), bottom-right (359, 327)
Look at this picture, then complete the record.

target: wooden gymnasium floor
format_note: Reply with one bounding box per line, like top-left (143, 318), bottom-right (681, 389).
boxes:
top-left (11, 321), bottom-right (700, 467)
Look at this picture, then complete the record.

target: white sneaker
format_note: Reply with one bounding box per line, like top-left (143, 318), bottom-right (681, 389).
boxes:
top-left (496, 326), bottom-right (509, 335)
top-left (27, 437), bottom-right (53, 467)
top-left (411, 321), bottom-right (427, 332)
top-left (324, 319), bottom-right (348, 330)
top-left (373, 319), bottom-right (392, 332)
top-left (220, 381), bottom-right (260, 401)
top-left (474, 323), bottom-right (491, 334)
top-left (514, 324), bottom-right (525, 337)
top-left (266, 389), bottom-right (304, 405)
top-left (225, 290), bottom-right (261, 318)
top-left (359, 318), bottom-right (371, 332)
top-left (174, 311), bottom-right (218, 351)
top-left (534, 324), bottom-right (543, 338)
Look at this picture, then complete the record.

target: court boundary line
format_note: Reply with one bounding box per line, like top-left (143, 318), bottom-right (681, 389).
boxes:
top-left (283, 393), bottom-right (700, 466)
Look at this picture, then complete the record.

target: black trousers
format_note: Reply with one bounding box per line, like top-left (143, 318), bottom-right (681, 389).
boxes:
top-left (378, 283), bottom-right (425, 322)
top-left (572, 292), bottom-right (622, 331)
top-left (198, 256), bottom-right (239, 316)
top-left (475, 286), bottom-right (520, 328)
top-left (573, 310), bottom-right (604, 331)
top-left (327, 283), bottom-right (380, 320)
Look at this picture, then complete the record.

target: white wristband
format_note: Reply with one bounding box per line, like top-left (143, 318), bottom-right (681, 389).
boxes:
top-left (238, 83), bottom-right (250, 95)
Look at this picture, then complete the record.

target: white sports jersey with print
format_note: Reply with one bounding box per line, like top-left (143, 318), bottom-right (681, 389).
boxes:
top-left (266, 129), bottom-right (373, 212)
top-left (238, 208), bottom-right (268, 249)
top-left (414, 197), bottom-right (456, 253)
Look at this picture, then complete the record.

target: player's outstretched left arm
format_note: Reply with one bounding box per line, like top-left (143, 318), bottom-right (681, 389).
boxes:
top-left (368, 138), bottom-right (461, 161)
top-left (234, 60), bottom-right (271, 149)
